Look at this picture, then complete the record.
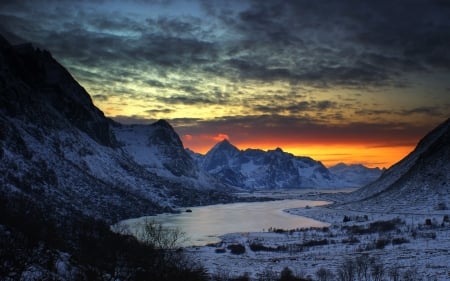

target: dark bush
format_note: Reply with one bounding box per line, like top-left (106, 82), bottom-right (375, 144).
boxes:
top-left (302, 239), bottom-right (328, 247)
top-left (342, 236), bottom-right (359, 244)
top-left (369, 218), bottom-right (402, 232)
top-left (345, 218), bottom-right (403, 235)
top-left (375, 238), bottom-right (390, 249)
top-left (279, 267), bottom-right (311, 281)
top-left (392, 237), bottom-right (409, 245)
top-left (249, 242), bottom-right (277, 252)
top-left (227, 244), bottom-right (246, 255)
top-left (215, 248), bottom-right (226, 254)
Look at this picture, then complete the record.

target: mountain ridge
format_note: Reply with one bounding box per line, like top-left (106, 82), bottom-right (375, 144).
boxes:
top-left (191, 140), bottom-right (382, 189)
top-left (0, 36), bottom-right (231, 222)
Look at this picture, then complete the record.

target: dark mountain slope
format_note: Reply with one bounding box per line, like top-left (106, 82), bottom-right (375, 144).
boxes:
top-left (339, 118), bottom-right (450, 213)
top-left (0, 35), bottom-right (230, 223)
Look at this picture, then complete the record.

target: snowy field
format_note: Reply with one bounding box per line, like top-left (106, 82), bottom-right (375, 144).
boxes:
top-left (185, 191), bottom-right (450, 280)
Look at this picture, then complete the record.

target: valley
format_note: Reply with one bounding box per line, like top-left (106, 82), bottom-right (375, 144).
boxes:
top-left (0, 33), bottom-right (449, 281)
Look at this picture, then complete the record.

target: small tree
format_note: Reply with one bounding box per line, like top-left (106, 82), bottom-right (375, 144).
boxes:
top-left (316, 267), bottom-right (335, 281)
top-left (337, 258), bottom-right (354, 281)
top-left (355, 254), bottom-right (370, 281)
top-left (257, 268), bottom-right (278, 281)
top-left (388, 266), bottom-right (400, 281)
top-left (370, 259), bottom-right (384, 281)
top-left (138, 218), bottom-right (187, 249)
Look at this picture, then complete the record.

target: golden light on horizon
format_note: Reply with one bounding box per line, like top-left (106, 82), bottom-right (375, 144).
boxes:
top-left (183, 139), bottom-right (415, 169)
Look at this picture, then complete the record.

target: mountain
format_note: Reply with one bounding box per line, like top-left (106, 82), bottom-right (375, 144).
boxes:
top-left (329, 163), bottom-right (383, 187)
top-left (339, 118), bottom-right (450, 212)
top-left (195, 139), bottom-right (362, 189)
top-left (0, 36), bottom-right (230, 223)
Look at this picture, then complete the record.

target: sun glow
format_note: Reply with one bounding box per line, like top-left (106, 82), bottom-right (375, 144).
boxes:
top-left (183, 138), bottom-right (415, 169)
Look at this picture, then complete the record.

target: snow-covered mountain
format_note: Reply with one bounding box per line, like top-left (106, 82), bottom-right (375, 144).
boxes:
top-left (0, 36), bottom-right (230, 222)
top-left (194, 139), bottom-right (367, 189)
top-left (329, 163), bottom-right (383, 187)
top-left (339, 118), bottom-right (450, 212)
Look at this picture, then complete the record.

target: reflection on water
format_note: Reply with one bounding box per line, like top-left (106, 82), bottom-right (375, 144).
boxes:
top-left (119, 200), bottom-right (329, 247)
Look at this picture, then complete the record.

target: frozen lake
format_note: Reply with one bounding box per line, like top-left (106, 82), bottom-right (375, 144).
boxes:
top-left (119, 199), bottom-right (330, 246)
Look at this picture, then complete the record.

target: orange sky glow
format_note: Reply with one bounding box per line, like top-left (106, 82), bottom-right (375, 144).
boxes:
top-left (181, 133), bottom-right (416, 169)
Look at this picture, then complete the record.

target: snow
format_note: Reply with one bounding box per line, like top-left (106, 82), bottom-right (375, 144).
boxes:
top-left (186, 201), bottom-right (450, 280)
top-left (113, 124), bottom-right (163, 169)
top-left (195, 139), bottom-right (380, 190)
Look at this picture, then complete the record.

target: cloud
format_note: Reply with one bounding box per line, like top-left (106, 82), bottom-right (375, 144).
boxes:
top-left (355, 106), bottom-right (445, 117)
top-left (3, 0), bottom-right (450, 92)
top-left (213, 133), bottom-right (229, 141)
top-left (173, 114), bottom-right (434, 148)
top-left (252, 100), bottom-right (338, 115)
top-left (92, 94), bottom-right (109, 101)
top-left (1, 0), bottom-right (449, 140)
top-left (400, 106), bottom-right (443, 116)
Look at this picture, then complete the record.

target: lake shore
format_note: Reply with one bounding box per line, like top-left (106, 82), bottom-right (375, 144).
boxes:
top-left (186, 203), bottom-right (450, 280)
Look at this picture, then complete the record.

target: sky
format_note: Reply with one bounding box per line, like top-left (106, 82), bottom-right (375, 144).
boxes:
top-left (1, 0), bottom-right (449, 168)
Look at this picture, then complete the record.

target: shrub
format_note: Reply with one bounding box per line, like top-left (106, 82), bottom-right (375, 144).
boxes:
top-left (227, 244), bottom-right (246, 255)
top-left (279, 267), bottom-right (310, 281)
top-left (391, 237), bottom-right (409, 245)
top-left (302, 239), bottom-right (328, 247)
top-left (375, 238), bottom-right (390, 249)
top-left (316, 267), bottom-right (335, 281)
top-left (368, 218), bottom-right (401, 232)
top-left (249, 242), bottom-right (277, 252)
top-left (337, 258), bottom-right (354, 281)
top-left (137, 218), bottom-right (187, 249)
top-left (342, 236), bottom-right (359, 244)
top-left (215, 248), bottom-right (226, 254)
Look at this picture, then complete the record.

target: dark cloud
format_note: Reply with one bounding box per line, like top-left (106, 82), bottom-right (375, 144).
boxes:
top-left (253, 100), bottom-right (337, 115)
top-left (145, 79), bottom-right (166, 88)
top-left (173, 114), bottom-right (432, 147)
top-left (400, 106), bottom-right (443, 116)
top-left (92, 94), bottom-right (109, 101)
top-left (1, 0), bottom-right (449, 149)
top-left (158, 94), bottom-right (215, 105)
top-left (356, 106), bottom-right (445, 117)
top-left (145, 108), bottom-right (174, 115)
top-left (2, 0), bottom-right (449, 89)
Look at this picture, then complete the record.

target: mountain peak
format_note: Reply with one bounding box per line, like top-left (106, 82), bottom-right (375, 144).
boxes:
top-left (218, 138), bottom-right (231, 145)
top-left (212, 138), bottom-right (238, 152)
top-left (152, 119), bottom-right (173, 130)
top-left (0, 35), bottom-right (116, 147)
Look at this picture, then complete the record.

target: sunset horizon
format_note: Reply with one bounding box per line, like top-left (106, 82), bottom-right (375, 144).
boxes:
top-left (1, 0), bottom-right (450, 277)
top-left (2, 0), bottom-right (449, 168)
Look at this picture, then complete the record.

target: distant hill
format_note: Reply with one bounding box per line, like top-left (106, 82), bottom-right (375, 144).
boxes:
top-left (329, 163), bottom-right (383, 188)
top-left (339, 118), bottom-right (450, 213)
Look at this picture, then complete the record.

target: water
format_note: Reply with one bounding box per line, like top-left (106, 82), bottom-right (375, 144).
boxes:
top-left (119, 199), bottom-right (330, 247)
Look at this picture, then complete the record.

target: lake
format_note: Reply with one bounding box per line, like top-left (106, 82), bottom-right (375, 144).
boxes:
top-left (118, 199), bottom-right (330, 247)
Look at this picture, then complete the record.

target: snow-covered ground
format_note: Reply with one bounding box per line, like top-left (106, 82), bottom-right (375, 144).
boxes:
top-left (185, 194), bottom-right (450, 280)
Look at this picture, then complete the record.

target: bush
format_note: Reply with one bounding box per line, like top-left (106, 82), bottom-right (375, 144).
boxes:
top-left (375, 238), bottom-right (390, 249)
top-left (136, 218), bottom-right (186, 249)
top-left (227, 244), bottom-right (246, 255)
top-left (316, 267), bottom-right (335, 281)
top-left (215, 248), bottom-right (226, 254)
top-left (342, 236), bottom-right (359, 244)
top-left (249, 242), bottom-right (277, 252)
top-left (302, 239), bottom-right (328, 247)
top-left (391, 237), bottom-right (409, 245)
top-left (368, 218), bottom-right (402, 232)
top-left (279, 267), bottom-right (310, 281)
